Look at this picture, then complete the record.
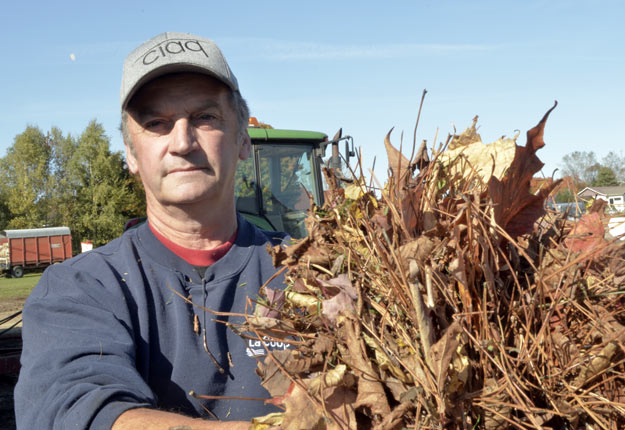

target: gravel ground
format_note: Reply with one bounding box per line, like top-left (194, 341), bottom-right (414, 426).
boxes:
top-left (0, 298), bottom-right (26, 316)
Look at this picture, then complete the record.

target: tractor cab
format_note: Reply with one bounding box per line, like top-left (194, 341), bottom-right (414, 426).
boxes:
top-left (235, 118), bottom-right (353, 238)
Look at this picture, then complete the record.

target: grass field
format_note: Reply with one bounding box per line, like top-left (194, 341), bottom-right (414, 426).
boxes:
top-left (0, 273), bottom-right (41, 301)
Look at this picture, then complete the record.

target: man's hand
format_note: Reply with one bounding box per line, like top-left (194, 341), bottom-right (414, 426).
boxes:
top-left (112, 408), bottom-right (250, 430)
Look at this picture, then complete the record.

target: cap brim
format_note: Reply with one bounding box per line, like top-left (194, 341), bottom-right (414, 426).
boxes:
top-left (122, 63), bottom-right (237, 110)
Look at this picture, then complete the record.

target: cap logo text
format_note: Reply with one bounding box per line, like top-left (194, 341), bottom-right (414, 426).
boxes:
top-left (142, 40), bottom-right (209, 66)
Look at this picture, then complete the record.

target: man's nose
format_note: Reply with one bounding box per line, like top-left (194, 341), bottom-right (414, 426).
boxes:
top-left (169, 118), bottom-right (196, 154)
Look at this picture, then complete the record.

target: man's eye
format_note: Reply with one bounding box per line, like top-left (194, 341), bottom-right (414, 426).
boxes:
top-left (196, 113), bottom-right (217, 122)
top-left (144, 119), bottom-right (166, 129)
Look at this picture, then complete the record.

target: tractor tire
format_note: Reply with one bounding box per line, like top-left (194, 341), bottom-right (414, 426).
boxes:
top-left (11, 266), bottom-right (24, 278)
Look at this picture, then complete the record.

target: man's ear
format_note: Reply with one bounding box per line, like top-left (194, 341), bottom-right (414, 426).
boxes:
top-left (125, 144), bottom-right (139, 174)
top-left (238, 132), bottom-right (251, 161)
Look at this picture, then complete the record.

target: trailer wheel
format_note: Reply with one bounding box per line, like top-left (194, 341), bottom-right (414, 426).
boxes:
top-left (11, 266), bottom-right (24, 278)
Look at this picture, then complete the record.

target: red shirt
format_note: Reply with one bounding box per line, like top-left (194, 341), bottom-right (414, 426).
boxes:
top-left (149, 223), bottom-right (236, 266)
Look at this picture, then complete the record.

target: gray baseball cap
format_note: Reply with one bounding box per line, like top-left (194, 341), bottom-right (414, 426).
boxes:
top-left (120, 32), bottom-right (239, 109)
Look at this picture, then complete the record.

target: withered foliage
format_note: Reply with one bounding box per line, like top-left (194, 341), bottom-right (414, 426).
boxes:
top-left (235, 107), bottom-right (625, 430)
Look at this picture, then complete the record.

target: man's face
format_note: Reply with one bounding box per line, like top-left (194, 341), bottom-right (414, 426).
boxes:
top-left (125, 73), bottom-right (250, 209)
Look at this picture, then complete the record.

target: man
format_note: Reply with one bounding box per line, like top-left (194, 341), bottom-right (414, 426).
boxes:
top-left (15, 32), bottom-right (287, 429)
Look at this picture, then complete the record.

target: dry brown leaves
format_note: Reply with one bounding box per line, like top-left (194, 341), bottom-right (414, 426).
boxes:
top-left (237, 107), bottom-right (625, 430)
top-left (488, 102), bottom-right (562, 239)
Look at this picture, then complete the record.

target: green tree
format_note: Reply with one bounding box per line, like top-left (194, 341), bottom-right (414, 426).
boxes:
top-left (0, 122), bottom-right (146, 249)
top-left (0, 190), bottom-right (10, 230)
top-left (554, 188), bottom-right (575, 203)
top-left (68, 120), bottom-right (137, 247)
top-left (559, 151), bottom-right (599, 186)
top-left (123, 170), bottom-right (147, 222)
top-left (592, 166), bottom-right (620, 187)
top-left (45, 127), bottom-right (78, 228)
top-left (601, 151), bottom-right (625, 184)
top-left (0, 126), bottom-right (51, 228)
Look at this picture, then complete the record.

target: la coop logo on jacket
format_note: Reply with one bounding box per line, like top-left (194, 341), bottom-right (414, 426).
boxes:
top-left (246, 336), bottom-right (292, 358)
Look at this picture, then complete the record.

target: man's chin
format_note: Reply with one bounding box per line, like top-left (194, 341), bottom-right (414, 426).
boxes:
top-left (161, 188), bottom-right (224, 207)
top-left (163, 194), bottom-right (213, 206)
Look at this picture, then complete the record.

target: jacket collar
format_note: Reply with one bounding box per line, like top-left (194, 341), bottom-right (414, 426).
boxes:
top-left (135, 213), bottom-right (259, 284)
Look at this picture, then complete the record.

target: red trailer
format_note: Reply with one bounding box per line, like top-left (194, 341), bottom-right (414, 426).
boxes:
top-left (0, 227), bottom-right (72, 278)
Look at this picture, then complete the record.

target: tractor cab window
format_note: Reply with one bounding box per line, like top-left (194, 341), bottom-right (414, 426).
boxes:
top-left (235, 143), bottom-right (319, 238)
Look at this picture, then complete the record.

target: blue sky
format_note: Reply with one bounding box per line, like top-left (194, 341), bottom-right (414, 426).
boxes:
top-left (1, 0), bottom-right (624, 179)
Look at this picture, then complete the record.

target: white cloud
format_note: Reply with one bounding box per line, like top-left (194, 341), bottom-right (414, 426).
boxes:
top-left (222, 38), bottom-right (494, 61)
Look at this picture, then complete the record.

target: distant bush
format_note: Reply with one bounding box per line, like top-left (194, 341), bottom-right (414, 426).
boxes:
top-left (554, 188), bottom-right (575, 203)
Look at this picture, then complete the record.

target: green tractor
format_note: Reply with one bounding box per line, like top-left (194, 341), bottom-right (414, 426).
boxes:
top-left (236, 119), bottom-right (354, 238)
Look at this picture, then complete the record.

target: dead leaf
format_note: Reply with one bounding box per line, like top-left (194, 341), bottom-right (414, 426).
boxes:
top-left (362, 333), bottom-right (409, 383)
top-left (449, 257), bottom-right (472, 314)
top-left (399, 236), bottom-right (436, 266)
top-left (251, 412), bottom-right (284, 430)
top-left (287, 291), bottom-right (321, 314)
top-left (372, 402), bottom-right (413, 430)
top-left (258, 351), bottom-right (295, 398)
top-left (385, 128), bottom-right (412, 188)
top-left (564, 212), bottom-right (606, 253)
top-left (259, 342), bottom-right (341, 406)
top-left (447, 343), bottom-right (470, 396)
top-left (245, 315), bottom-right (295, 333)
top-left (487, 102), bottom-right (561, 239)
top-left (400, 191), bottom-right (420, 234)
top-left (448, 116), bottom-right (480, 150)
top-left (322, 385), bottom-right (358, 430)
top-left (429, 321), bottom-right (462, 391)
top-left (344, 182), bottom-right (365, 200)
top-left (268, 370), bottom-right (358, 430)
top-left (371, 208), bottom-right (392, 234)
top-left (572, 341), bottom-right (619, 389)
top-left (415, 139), bottom-right (430, 169)
top-left (256, 288), bottom-right (285, 318)
top-left (482, 377), bottom-right (512, 430)
top-left (383, 377), bottom-right (410, 403)
top-left (268, 243), bottom-right (289, 267)
top-left (312, 335), bottom-right (335, 356)
top-left (308, 364), bottom-right (349, 393)
top-left (318, 274), bottom-right (357, 299)
top-left (282, 236), bottom-right (312, 265)
top-left (322, 291), bottom-right (355, 324)
top-left (280, 383), bottom-right (326, 430)
top-left (439, 118), bottom-right (518, 185)
top-left (291, 278), bottom-right (312, 293)
top-left (341, 318), bottom-right (392, 416)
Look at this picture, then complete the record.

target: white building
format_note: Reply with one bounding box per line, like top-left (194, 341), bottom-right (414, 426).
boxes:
top-left (578, 186), bottom-right (625, 214)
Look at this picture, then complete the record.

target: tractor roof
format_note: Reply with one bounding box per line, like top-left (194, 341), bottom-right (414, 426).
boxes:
top-left (247, 127), bottom-right (327, 142)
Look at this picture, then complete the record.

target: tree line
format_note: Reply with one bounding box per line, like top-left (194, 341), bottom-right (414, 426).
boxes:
top-left (555, 151), bottom-right (625, 202)
top-left (559, 151), bottom-right (625, 187)
top-left (0, 121), bottom-right (146, 253)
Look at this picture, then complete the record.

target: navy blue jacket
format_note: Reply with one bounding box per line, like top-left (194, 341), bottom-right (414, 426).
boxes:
top-left (14, 215), bottom-right (287, 429)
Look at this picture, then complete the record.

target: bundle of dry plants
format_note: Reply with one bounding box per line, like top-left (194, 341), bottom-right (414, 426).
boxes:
top-left (231, 103), bottom-right (625, 430)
